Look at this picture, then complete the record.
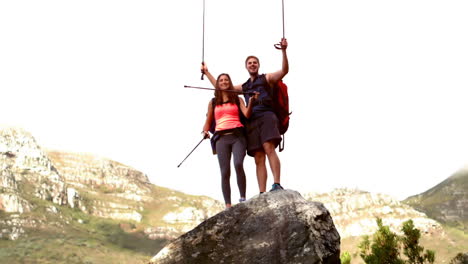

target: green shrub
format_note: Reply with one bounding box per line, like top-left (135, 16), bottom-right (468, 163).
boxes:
top-left (359, 218), bottom-right (436, 264)
top-left (401, 220), bottom-right (435, 264)
top-left (341, 251), bottom-right (351, 264)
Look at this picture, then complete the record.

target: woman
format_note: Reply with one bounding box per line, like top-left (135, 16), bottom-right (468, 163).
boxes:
top-left (202, 70), bottom-right (258, 208)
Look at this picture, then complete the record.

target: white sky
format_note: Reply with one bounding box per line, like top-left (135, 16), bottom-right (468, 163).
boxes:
top-left (1, 0), bottom-right (467, 202)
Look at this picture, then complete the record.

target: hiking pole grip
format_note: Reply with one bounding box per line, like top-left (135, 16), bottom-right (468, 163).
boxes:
top-left (201, 62), bottom-right (205, 80)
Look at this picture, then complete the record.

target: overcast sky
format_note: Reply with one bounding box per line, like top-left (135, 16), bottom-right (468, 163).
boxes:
top-left (1, 0), bottom-right (467, 202)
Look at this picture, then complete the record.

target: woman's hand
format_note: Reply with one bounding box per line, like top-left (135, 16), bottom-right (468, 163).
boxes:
top-left (202, 130), bottom-right (210, 139)
top-left (201, 62), bottom-right (208, 75)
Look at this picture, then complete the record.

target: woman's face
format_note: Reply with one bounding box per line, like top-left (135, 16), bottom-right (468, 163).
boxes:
top-left (218, 75), bottom-right (230, 90)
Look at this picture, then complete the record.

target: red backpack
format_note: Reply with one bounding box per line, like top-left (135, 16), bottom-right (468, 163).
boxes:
top-left (267, 79), bottom-right (291, 152)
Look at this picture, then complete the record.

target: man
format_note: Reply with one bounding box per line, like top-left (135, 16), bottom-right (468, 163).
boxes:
top-left (234, 38), bottom-right (289, 193)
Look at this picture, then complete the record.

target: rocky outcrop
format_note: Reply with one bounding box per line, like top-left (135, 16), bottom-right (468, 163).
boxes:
top-left (161, 198), bottom-right (222, 230)
top-left (144, 194), bottom-right (224, 240)
top-left (150, 190), bottom-right (341, 264)
top-left (450, 253), bottom-right (468, 264)
top-left (0, 193), bottom-right (32, 213)
top-left (46, 151), bottom-right (152, 198)
top-left (0, 214), bottom-right (41, 240)
top-left (304, 188), bottom-right (443, 238)
top-left (0, 127), bottom-right (68, 210)
top-left (46, 151), bottom-right (156, 222)
top-left (0, 127), bottom-right (155, 224)
top-left (1, 126), bottom-right (224, 242)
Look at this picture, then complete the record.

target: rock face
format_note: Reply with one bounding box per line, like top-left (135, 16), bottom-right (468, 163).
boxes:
top-left (47, 151), bottom-right (152, 196)
top-left (1, 126), bottom-right (224, 243)
top-left (46, 150), bottom-right (224, 233)
top-left (450, 253), bottom-right (468, 264)
top-left (150, 190), bottom-right (341, 264)
top-left (0, 127), bottom-right (67, 212)
top-left (46, 151), bottom-right (153, 222)
top-left (304, 188), bottom-right (443, 238)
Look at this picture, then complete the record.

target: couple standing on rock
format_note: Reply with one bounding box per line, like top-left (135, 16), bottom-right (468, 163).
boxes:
top-left (201, 38), bottom-right (289, 209)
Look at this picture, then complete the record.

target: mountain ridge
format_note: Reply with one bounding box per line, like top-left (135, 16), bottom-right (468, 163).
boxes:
top-left (404, 167), bottom-right (468, 232)
top-left (0, 127), bottom-right (223, 263)
top-left (304, 188), bottom-right (442, 238)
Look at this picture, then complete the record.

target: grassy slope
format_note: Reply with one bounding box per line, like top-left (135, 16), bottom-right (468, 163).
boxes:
top-left (404, 170), bottom-right (468, 231)
top-left (0, 175), bottom-right (225, 264)
top-left (0, 183), bottom-right (175, 263)
top-left (0, 212), bottom-right (168, 264)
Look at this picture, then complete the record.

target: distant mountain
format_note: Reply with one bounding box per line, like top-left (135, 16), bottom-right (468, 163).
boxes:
top-left (304, 188), bottom-right (442, 238)
top-left (0, 127), bottom-right (223, 263)
top-left (404, 166), bottom-right (468, 232)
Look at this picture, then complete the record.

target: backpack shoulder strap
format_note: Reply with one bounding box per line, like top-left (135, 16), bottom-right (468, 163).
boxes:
top-left (209, 98), bottom-right (217, 134)
top-left (210, 97), bottom-right (216, 119)
top-left (260, 74), bottom-right (275, 96)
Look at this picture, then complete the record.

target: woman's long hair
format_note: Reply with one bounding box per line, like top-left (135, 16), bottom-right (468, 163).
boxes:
top-left (214, 73), bottom-right (240, 106)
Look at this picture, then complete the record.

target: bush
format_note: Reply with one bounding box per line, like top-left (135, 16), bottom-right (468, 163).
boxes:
top-left (341, 251), bottom-right (351, 264)
top-left (401, 220), bottom-right (435, 264)
top-left (359, 218), bottom-right (436, 264)
top-left (359, 218), bottom-right (403, 264)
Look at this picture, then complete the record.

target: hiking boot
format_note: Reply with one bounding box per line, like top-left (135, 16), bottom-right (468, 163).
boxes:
top-left (270, 183), bottom-right (284, 192)
top-left (239, 198), bottom-right (246, 203)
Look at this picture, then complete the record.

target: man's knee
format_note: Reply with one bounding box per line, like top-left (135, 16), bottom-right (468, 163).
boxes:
top-left (254, 152), bottom-right (266, 165)
top-left (263, 141), bottom-right (277, 155)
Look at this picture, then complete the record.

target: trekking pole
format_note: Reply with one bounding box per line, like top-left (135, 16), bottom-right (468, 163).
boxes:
top-left (177, 135), bottom-right (208, 168)
top-left (274, 0), bottom-right (285, 49)
top-left (201, 0), bottom-right (206, 80)
top-left (184, 85), bottom-right (255, 95)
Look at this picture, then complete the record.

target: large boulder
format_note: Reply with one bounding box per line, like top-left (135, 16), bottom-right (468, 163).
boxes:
top-left (450, 253), bottom-right (468, 264)
top-left (150, 190), bottom-right (341, 264)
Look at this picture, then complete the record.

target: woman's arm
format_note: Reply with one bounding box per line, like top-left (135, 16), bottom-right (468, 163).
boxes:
top-left (233, 84), bottom-right (243, 91)
top-left (202, 100), bottom-right (214, 138)
top-left (239, 93), bottom-right (258, 118)
top-left (201, 63), bottom-right (217, 88)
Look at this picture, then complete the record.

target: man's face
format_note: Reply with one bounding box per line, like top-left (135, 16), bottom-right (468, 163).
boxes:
top-left (246, 58), bottom-right (259, 75)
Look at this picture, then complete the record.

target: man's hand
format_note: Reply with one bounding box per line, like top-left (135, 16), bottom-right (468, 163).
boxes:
top-left (274, 38), bottom-right (288, 50)
top-left (280, 38), bottom-right (288, 50)
top-left (248, 92), bottom-right (260, 105)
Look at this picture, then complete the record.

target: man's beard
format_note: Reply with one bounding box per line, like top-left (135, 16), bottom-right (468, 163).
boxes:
top-left (248, 69), bottom-right (258, 76)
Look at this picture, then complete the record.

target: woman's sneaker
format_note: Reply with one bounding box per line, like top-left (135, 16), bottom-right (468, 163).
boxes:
top-left (270, 183), bottom-right (284, 192)
top-left (239, 198), bottom-right (246, 203)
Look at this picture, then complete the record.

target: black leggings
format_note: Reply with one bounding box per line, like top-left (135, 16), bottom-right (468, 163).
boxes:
top-left (215, 134), bottom-right (247, 204)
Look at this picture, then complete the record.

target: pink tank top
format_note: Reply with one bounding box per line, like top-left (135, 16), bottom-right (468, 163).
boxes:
top-left (214, 103), bottom-right (243, 131)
